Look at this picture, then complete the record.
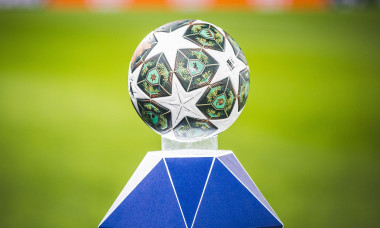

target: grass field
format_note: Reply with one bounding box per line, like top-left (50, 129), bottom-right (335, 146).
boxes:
top-left (0, 9), bottom-right (379, 228)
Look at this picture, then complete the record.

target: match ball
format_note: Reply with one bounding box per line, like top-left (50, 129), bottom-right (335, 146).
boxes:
top-left (128, 20), bottom-right (250, 141)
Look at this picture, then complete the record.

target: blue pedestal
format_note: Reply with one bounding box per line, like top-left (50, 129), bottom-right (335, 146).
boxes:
top-left (99, 150), bottom-right (283, 228)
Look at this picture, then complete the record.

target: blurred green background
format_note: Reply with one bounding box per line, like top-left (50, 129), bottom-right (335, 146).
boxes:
top-left (1, 9), bottom-right (379, 228)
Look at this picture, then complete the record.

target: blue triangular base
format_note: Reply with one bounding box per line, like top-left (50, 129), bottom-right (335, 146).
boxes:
top-left (218, 153), bottom-right (280, 221)
top-left (99, 150), bottom-right (283, 228)
top-left (99, 160), bottom-right (186, 228)
top-left (166, 157), bottom-right (213, 227)
top-left (193, 159), bottom-right (282, 228)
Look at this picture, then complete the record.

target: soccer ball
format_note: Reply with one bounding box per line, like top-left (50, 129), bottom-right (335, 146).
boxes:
top-left (128, 19), bottom-right (250, 141)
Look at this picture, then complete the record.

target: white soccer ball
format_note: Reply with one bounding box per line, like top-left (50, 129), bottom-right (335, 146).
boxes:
top-left (128, 19), bottom-right (250, 141)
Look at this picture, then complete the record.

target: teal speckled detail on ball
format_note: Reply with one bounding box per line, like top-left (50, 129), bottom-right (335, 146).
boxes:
top-left (196, 77), bottom-right (236, 119)
top-left (174, 116), bottom-right (218, 139)
top-left (183, 23), bottom-right (225, 52)
top-left (155, 19), bottom-right (195, 33)
top-left (137, 53), bottom-right (172, 98)
top-left (174, 48), bottom-right (219, 92)
top-left (238, 68), bottom-right (250, 111)
top-left (137, 99), bottom-right (172, 133)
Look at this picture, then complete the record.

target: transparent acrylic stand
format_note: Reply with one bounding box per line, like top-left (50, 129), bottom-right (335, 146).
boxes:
top-left (99, 136), bottom-right (283, 228)
top-left (161, 136), bottom-right (218, 151)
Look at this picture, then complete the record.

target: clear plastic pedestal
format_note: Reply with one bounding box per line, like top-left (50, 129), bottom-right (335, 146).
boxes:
top-left (161, 135), bottom-right (218, 151)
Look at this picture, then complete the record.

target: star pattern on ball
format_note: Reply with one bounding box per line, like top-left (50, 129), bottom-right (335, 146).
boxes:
top-left (129, 20), bottom-right (250, 140)
top-left (154, 76), bottom-right (207, 127)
